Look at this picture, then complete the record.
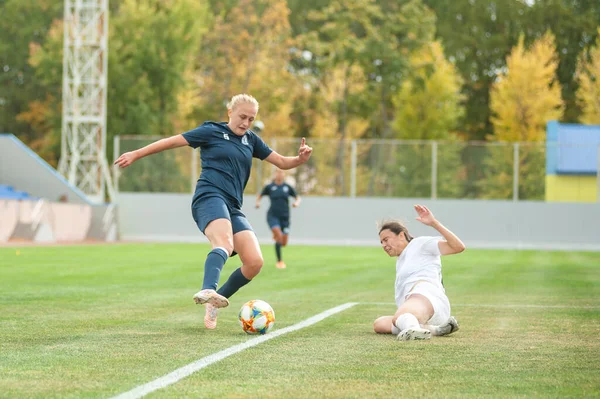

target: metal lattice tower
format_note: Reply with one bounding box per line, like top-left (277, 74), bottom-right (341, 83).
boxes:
top-left (59, 0), bottom-right (114, 202)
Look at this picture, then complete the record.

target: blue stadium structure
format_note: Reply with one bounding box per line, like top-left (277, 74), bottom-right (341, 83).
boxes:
top-left (546, 121), bottom-right (600, 202)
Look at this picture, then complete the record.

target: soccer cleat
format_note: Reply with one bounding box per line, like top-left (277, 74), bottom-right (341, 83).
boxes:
top-left (397, 327), bottom-right (432, 341)
top-left (192, 289), bottom-right (229, 308)
top-left (276, 261), bottom-right (286, 269)
top-left (204, 303), bottom-right (218, 330)
top-left (436, 316), bottom-right (460, 336)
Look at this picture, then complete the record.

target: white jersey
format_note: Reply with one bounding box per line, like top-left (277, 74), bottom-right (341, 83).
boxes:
top-left (395, 236), bottom-right (445, 308)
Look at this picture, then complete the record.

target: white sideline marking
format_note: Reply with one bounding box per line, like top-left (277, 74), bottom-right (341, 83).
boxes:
top-left (363, 302), bottom-right (600, 309)
top-left (110, 302), bottom-right (358, 399)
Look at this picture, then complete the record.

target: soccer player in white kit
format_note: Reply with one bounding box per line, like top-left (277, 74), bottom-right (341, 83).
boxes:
top-left (373, 204), bottom-right (465, 341)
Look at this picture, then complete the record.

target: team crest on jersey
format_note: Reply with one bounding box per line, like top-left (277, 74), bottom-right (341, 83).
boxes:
top-left (283, 186), bottom-right (289, 193)
top-left (223, 133), bottom-right (229, 140)
top-left (241, 135), bottom-right (249, 145)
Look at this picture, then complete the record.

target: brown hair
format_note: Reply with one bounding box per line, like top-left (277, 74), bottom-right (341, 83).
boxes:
top-left (377, 219), bottom-right (413, 242)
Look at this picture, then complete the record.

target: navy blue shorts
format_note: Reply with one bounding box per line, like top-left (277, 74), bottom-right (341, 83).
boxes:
top-left (267, 213), bottom-right (290, 235)
top-left (192, 195), bottom-right (253, 235)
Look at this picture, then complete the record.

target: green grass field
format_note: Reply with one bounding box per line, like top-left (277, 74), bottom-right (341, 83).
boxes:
top-left (1, 243), bottom-right (599, 398)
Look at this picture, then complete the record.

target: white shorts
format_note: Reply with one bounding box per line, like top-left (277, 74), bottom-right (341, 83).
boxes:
top-left (392, 281), bottom-right (451, 333)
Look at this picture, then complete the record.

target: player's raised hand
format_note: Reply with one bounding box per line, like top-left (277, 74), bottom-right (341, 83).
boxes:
top-left (298, 137), bottom-right (312, 163)
top-left (114, 151), bottom-right (139, 168)
top-left (414, 204), bottom-right (436, 226)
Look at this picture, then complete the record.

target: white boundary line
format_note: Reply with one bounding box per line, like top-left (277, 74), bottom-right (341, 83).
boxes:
top-left (110, 302), bottom-right (358, 399)
top-left (362, 302), bottom-right (600, 309)
top-left (110, 300), bottom-right (598, 398)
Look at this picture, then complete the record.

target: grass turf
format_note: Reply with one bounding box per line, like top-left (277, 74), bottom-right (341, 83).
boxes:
top-left (1, 244), bottom-right (599, 398)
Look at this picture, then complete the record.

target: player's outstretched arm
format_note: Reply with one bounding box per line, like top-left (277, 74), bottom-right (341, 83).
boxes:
top-left (255, 194), bottom-right (263, 208)
top-left (292, 196), bottom-right (301, 208)
top-left (414, 204), bottom-right (465, 256)
top-left (114, 134), bottom-right (188, 168)
top-left (265, 138), bottom-right (312, 170)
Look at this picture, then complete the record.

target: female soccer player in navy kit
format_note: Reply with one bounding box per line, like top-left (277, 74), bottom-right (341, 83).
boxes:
top-left (255, 168), bottom-right (301, 269)
top-left (114, 94), bottom-right (313, 330)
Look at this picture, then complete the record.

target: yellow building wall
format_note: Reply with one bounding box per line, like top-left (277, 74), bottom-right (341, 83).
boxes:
top-left (546, 175), bottom-right (598, 202)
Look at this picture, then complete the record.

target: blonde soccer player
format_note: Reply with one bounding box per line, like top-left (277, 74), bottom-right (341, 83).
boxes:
top-left (114, 94), bottom-right (312, 330)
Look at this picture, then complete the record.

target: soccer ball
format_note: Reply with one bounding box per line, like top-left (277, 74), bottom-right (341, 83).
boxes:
top-left (238, 299), bottom-right (275, 335)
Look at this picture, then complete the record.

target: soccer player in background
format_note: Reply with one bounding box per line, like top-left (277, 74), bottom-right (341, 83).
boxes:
top-left (255, 168), bottom-right (300, 269)
top-left (114, 94), bottom-right (313, 330)
top-left (373, 204), bottom-right (464, 340)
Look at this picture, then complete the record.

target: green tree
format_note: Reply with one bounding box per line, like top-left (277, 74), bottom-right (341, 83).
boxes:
top-left (190, 0), bottom-right (301, 194)
top-left (361, 0), bottom-right (437, 195)
top-left (287, 0), bottom-right (332, 36)
top-left (383, 41), bottom-right (465, 198)
top-left (107, 0), bottom-right (209, 192)
top-left (0, 0), bottom-right (62, 152)
top-left (576, 28), bottom-right (600, 125)
top-left (366, 0), bottom-right (437, 139)
top-left (15, 18), bottom-right (63, 166)
top-left (108, 0), bottom-right (209, 140)
top-left (422, 0), bottom-right (528, 140)
top-left (392, 41), bottom-right (465, 140)
top-left (193, 0), bottom-right (298, 137)
top-left (298, 0), bottom-right (436, 195)
top-left (420, 0), bottom-right (529, 199)
top-left (484, 32), bottom-right (563, 200)
top-left (298, 0), bottom-right (381, 194)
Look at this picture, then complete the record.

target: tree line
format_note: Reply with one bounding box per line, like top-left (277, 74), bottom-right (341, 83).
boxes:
top-left (1, 0), bottom-right (599, 198)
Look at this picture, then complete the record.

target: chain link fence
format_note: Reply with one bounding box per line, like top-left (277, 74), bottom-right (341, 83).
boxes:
top-left (113, 136), bottom-right (599, 201)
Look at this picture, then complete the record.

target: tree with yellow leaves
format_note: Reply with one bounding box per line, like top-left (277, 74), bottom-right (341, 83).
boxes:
top-left (483, 32), bottom-right (563, 200)
top-left (490, 32), bottom-right (564, 142)
top-left (576, 28), bottom-right (600, 125)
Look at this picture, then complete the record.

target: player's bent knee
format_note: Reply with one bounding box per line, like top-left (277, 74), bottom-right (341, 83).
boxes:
top-left (373, 316), bottom-right (392, 334)
top-left (221, 243), bottom-right (235, 256)
top-left (241, 256), bottom-right (264, 278)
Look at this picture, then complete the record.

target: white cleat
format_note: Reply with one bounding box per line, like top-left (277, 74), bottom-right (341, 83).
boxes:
top-left (437, 316), bottom-right (460, 336)
top-left (193, 289), bottom-right (229, 308)
top-left (398, 327), bottom-right (432, 341)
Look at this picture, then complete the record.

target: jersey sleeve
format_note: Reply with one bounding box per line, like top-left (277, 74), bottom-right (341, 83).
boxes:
top-left (251, 133), bottom-right (273, 160)
top-left (181, 123), bottom-right (212, 149)
top-left (260, 184), bottom-right (271, 196)
top-left (421, 236), bottom-right (443, 256)
top-left (288, 184), bottom-right (298, 198)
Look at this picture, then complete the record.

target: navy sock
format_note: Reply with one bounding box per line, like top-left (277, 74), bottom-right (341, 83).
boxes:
top-left (217, 267), bottom-right (251, 298)
top-left (275, 242), bottom-right (282, 261)
top-left (202, 248), bottom-right (228, 290)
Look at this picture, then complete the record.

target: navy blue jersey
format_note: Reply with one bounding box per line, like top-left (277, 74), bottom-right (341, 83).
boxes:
top-left (183, 122), bottom-right (272, 209)
top-left (260, 182), bottom-right (298, 218)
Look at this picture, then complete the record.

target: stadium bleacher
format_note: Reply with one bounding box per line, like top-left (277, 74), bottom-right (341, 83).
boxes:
top-left (0, 184), bottom-right (37, 200)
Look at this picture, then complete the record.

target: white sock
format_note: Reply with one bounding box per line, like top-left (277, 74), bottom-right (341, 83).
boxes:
top-left (214, 247), bottom-right (230, 260)
top-left (394, 313), bottom-right (420, 332)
